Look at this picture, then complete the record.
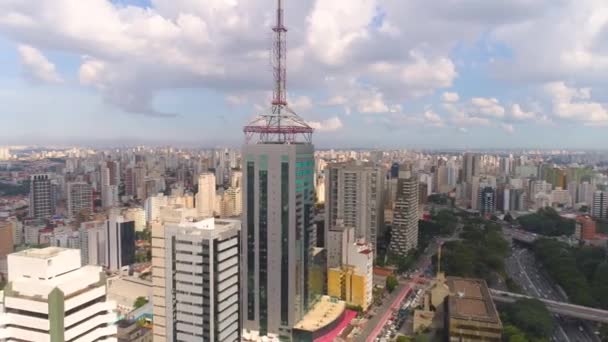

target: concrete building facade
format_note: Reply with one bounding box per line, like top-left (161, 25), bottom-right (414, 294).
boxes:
top-left (327, 227), bottom-right (373, 310)
top-left (67, 181), bottom-right (93, 219)
top-left (390, 170), bottom-right (419, 256)
top-left (162, 218), bottom-right (241, 341)
top-left (324, 162), bottom-right (384, 253)
top-left (197, 173), bottom-right (216, 218)
top-left (29, 174), bottom-right (55, 219)
top-left (0, 247), bottom-right (117, 341)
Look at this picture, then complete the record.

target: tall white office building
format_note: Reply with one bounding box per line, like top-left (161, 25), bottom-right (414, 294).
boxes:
top-left (145, 193), bottom-right (168, 223)
top-left (463, 153), bottom-right (481, 183)
top-left (79, 220), bottom-right (107, 266)
top-left (197, 173), bottom-right (216, 218)
top-left (577, 182), bottom-right (595, 205)
top-left (162, 218), bottom-right (240, 341)
top-left (0, 147), bottom-right (10, 160)
top-left (101, 165), bottom-right (119, 208)
top-left (0, 247), bottom-right (117, 341)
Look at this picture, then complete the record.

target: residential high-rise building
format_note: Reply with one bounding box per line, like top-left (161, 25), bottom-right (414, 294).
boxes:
top-left (0, 247), bottom-right (117, 341)
top-left (197, 172), bottom-right (216, 218)
top-left (576, 215), bottom-right (597, 241)
top-left (125, 166), bottom-right (136, 197)
top-left (106, 214), bottom-right (135, 271)
top-left (578, 181), bottom-right (595, 205)
top-left (145, 193), bottom-right (168, 223)
top-left (390, 170), bottom-right (419, 256)
top-left (463, 153), bottom-right (481, 184)
top-left (29, 174), bottom-right (55, 219)
top-left (162, 218), bottom-right (241, 341)
top-left (324, 162), bottom-right (385, 252)
top-left (592, 191), bottom-right (608, 220)
top-left (134, 165), bottom-right (146, 199)
top-left (101, 164), bottom-right (119, 208)
top-left (478, 186), bottom-right (496, 216)
top-left (79, 220), bottom-right (106, 266)
top-left (390, 163), bottom-right (400, 179)
top-left (106, 160), bottom-right (121, 186)
top-left (435, 165), bottom-right (450, 193)
top-left (231, 170), bottom-right (243, 188)
top-left (122, 207), bottom-right (146, 232)
top-left (219, 186), bottom-right (242, 218)
top-left (151, 220), bottom-right (168, 342)
top-left (0, 147), bottom-right (10, 160)
top-left (67, 181), bottom-right (93, 219)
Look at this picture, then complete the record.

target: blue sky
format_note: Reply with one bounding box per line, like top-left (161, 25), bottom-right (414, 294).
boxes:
top-left (1, 0), bottom-right (607, 148)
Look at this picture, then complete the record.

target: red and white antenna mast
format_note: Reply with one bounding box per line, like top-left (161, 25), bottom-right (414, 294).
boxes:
top-left (272, 0), bottom-right (287, 107)
top-left (243, 0), bottom-right (313, 144)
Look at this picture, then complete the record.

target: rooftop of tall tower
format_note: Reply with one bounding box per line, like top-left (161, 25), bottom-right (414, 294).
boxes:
top-left (293, 295), bottom-right (346, 333)
top-left (243, 0), bottom-right (313, 145)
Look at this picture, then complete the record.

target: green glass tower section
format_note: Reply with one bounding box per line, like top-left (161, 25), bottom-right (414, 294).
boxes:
top-left (241, 143), bottom-right (316, 339)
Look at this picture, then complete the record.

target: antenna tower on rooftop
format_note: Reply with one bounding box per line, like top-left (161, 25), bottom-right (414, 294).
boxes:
top-left (243, 0), bottom-right (313, 144)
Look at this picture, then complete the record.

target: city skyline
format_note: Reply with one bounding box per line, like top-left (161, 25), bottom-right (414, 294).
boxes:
top-left (1, 1), bottom-right (608, 341)
top-left (1, 0), bottom-right (608, 148)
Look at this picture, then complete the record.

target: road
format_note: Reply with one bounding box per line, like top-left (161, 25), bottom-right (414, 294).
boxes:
top-left (356, 222), bottom-right (463, 341)
top-left (364, 283), bottom-right (413, 342)
top-left (505, 246), bottom-right (599, 342)
top-left (354, 281), bottom-right (409, 341)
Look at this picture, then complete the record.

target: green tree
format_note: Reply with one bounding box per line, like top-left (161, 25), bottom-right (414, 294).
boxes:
top-left (592, 262), bottom-right (608, 309)
top-left (133, 296), bottom-right (149, 309)
top-left (396, 336), bottom-right (412, 342)
top-left (503, 324), bottom-right (532, 342)
top-left (386, 275), bottom-right (398, 293)
top-left (518, 207), bottom-right (575, 236)
top-left (533, 239), bottom-right (596, 307)
top-left (414, 334), bottom-right (430, 342)
top-left (507, 299), bottom-right (554, 338)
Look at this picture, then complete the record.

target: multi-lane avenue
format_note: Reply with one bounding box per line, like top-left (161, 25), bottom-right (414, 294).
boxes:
top-left (505, 244), bottom-right (600, 341)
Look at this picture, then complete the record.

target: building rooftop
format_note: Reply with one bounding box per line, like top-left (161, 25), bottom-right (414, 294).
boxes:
top-left (294, 296), bottom-right (346, 332)
top-left (447, 277), bottom-right (501, 324)
top-left (13, 246), bottom-right (67, 259)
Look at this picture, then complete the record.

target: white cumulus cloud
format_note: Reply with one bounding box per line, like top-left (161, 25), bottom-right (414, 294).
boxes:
top-left (544, 81), bottom-right (608, 124)
top-left (442, 92), bottom-right (459, 102)
top-left (18, 44), bottom-right (62, 83)
top-left (471, 97), bottom-right (505, 118)
top-left (510, 104), bottom-right (536, 121)
top-left (308, 117), bottom-right (343, 132)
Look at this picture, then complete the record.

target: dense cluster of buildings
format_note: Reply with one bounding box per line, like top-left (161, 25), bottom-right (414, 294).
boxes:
top-left (2, 1), bottom-right (608, 340)
top-left (2, 144), bottom-right (608, 340)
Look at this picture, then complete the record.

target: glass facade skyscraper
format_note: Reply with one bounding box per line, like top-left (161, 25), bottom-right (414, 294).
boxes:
top-left (241, 144), bottom-right (316, 339)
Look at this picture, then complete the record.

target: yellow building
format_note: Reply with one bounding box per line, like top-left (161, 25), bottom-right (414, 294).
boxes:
top-left (328, 266), bottom-right (370, 310)
top-left (327, 238), bottom-right (373, 310)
